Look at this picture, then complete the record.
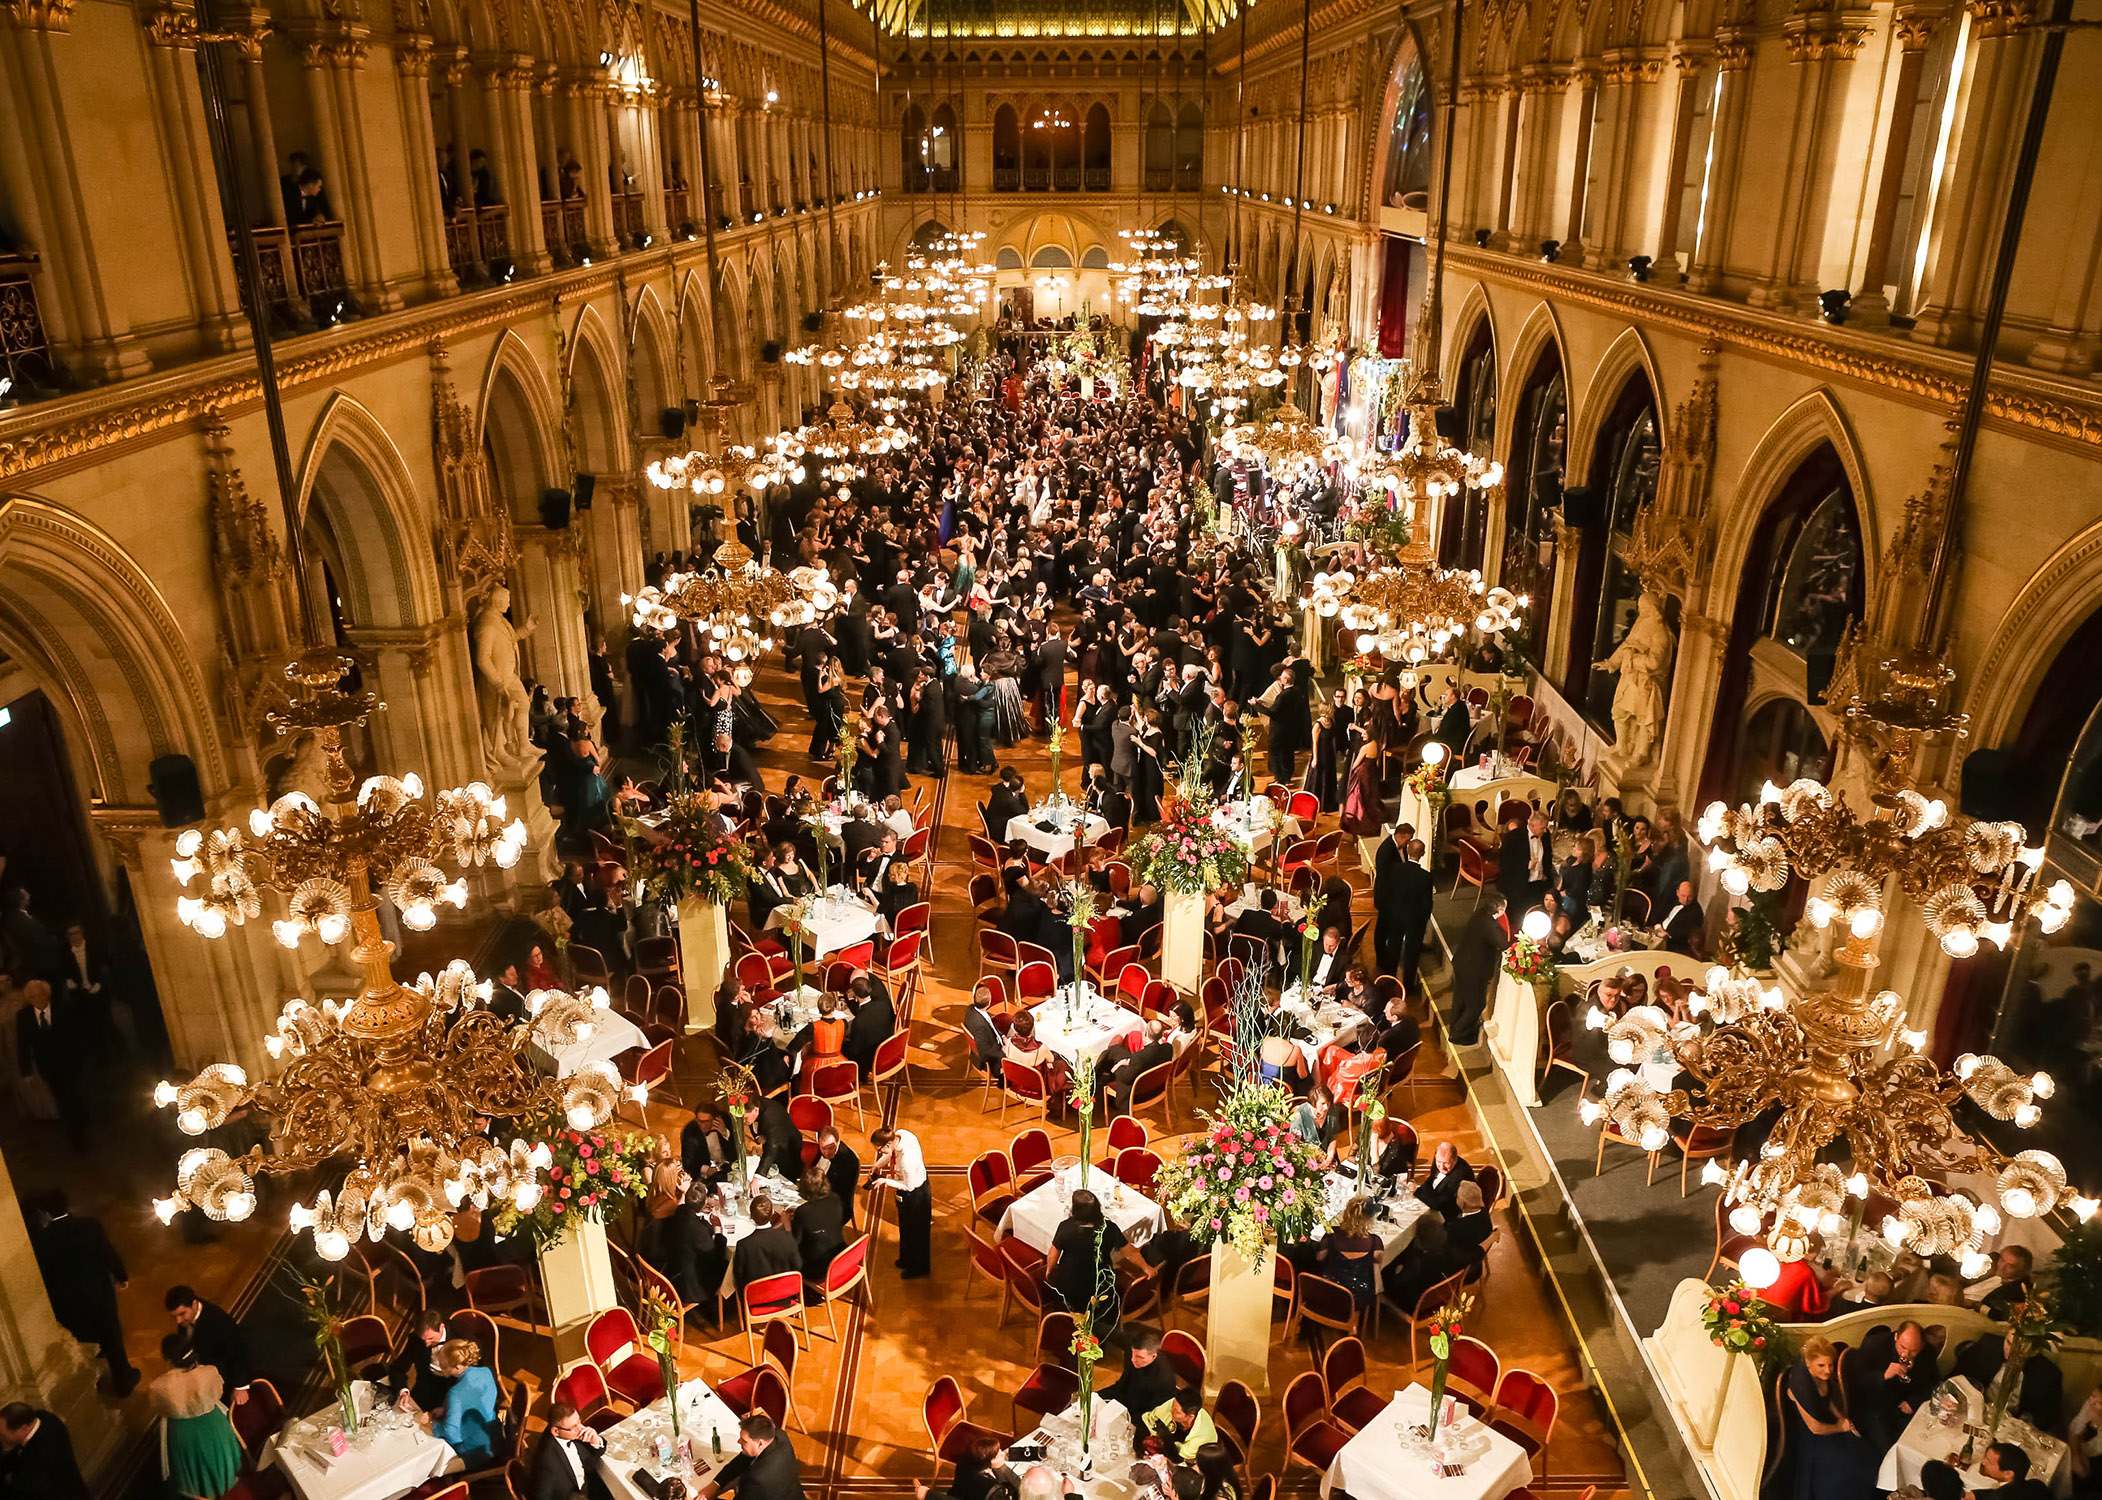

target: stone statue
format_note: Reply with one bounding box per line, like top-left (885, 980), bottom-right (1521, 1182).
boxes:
top-left (469, 584), bottom-right (539, 779)
top-left (1593, 589), bottom-right (1676, 767)
top-left (270, 731), bottom-right (335, 807)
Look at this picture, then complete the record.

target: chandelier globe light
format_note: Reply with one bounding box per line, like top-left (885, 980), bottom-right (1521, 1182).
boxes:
top-left (1301, 534), bottom-right (1528, 665)
top-left (623, 537), bottom-right (838, 685)
top-left (156, 648), bottom-right (632, 1257)
top-left (1587, 643), bottom-right (2096, 1284)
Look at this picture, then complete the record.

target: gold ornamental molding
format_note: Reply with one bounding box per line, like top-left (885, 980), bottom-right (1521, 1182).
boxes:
top-left (0, 204), bottom-right (883, 486)
top-left (1446, 245), bottom-right (2102, 454)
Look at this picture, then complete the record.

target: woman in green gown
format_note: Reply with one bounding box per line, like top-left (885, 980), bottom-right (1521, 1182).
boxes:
top-left (152, 1333), bottom-right (244, 1499)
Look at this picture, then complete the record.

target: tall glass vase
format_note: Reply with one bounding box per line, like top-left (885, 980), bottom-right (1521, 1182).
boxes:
top-left (327, 1335), bottom-right (359, 1435)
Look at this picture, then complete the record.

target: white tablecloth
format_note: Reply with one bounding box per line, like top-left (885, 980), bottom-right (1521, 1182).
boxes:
top-left (1019, 1401), bottom-right (1142, 1500)
top-left (1214, 800), bottom-right (1278, 852)
top-left (999, 1162), bottom-right (1163, 1254)
top-left (711, 1166), bottom-right (808, 1298)
top-left (1321, 1384), bottom-right (1533, 1500)
top-left (259, 1382), bottom-right (457, 1500)
top-left (600, 1378), bottom-right (747, 1500)
top-left (1874, 1376), bottom-right (2072, 1496)
top-left (767, 888), bottom-right (883, 957)
top-left (1007, 805), bottom-right (1112, 861)
top-left (528, 1009), bottom-right (649, 1077)
top-left (1318, 1173), bottom-right (1432, 1285)
top-left (822, 803), bottom-right (915, 841)
top-left (1031, 987), bottom-right (1137, 1069)
top-left (1280, 986), bottom-right (1368, 1072)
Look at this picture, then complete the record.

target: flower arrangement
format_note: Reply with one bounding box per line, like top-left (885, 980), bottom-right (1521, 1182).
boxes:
top-left (1423, 1291), bottom-right (1475, 1430)
top-left (286, 1268), bottom-right (361, 1435)
top-left (491, 1121), bottom-right (652, 1254)
top-left (1153, 1082), bottom-right (1327, 1258)
top-left (1341, 651), bottom-right (1390, 683)
top-left (1502, 933), bottom-right (1559, 986)
top-left (1129, 795), bottom-right (1252, 897)
top-left (1072, 1307), bottom-right (1105, 1468)
top-left (1404, 761), bottom-right (1446, 800)
top-left (837, 711), bottom-right (860, 786)
top-left (1701, 1281), bottom-right (1781, 1360)
top-left (1067, 881), bottom-right (1097, 1013)
top-left (716, 1058), bottom-right (761, 1194)
top-left (626, 795), bottom-right (758, 907)
top-left (642, 1283), bottom-right (685, 1436)
top-left (1987, 1296), bottom-right (2066, 1443)
top-left (1291, 891), bottom-right (1328, 989)
top-left (1048, 721), bottom-right (1067, 798)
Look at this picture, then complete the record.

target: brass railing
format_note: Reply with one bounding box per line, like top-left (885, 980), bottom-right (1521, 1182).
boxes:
top-left (0, 251), bottom-right (53, 390)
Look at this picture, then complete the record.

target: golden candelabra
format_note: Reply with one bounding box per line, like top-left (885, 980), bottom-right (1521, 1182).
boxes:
top-left (1588, 645), bottom-right (2090, 1285)
top-left (1301, 536), bottom-right (1528, 665)
top-left (623, 538), bottom-right (838, 685)
top-left (1336, 378), bottom-right (1504, 504)
top-left (157, 648), bottom-right (628, 1258)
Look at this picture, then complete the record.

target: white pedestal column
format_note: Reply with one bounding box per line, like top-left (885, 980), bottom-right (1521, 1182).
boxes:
top-left (1162, 889), bottom-right (1205, 994)
top-left (677, 896), bottom-right (730, 1032)
top-left (538, 1216), bottom-right (621, 1365)
top-left (1206, 1241), bottom-right (1275, 1394)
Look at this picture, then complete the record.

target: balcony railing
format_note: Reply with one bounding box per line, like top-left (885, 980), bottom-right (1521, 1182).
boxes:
top-left (903, 167), bottom-right (960, 194)
top-left (0, 252), bottom-right (54, 392)
top-left (289, 222), bottom-right (348, 302)
top-left (1053, 166), bottom-right (1081, 192)
top-left (541, 198), bottom-right (589, 262)
top-left (1085, 166), bottom-right (1111, 191)
top-left (1177, 164), bottom-right (1202, 191)
top-left (1023, 165), bottom-right (1051, 191)
top-left (443, 205), bottom-right (511, 280)
top-left (1144, 166), bottom-right (1171, 192)
top-left (612, 191), bottom-right (646, 246)
top-left (664, 187), bottom-right (690, 231)
top-left (231, 222), bottom-right (348, 326)
top-left (993, 166), bottom-right (1020, 192)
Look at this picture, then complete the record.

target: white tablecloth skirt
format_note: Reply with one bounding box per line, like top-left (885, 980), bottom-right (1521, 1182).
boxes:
top-left (600, 1379), bottom-right (749, 1500)
top-left (767, 888), bottom-right (883, 957)
top-left (998, 1162), bottom-right (1163, 1254)
top-left (1031, 988), bottom-right (1136, 1068)
top-left (1321, 1385), bottom-right (1533, 1500)
top-left (1007, 808), bottom-right (1112, 861)
top-left (1874, 1376), bottom-right (2072, 1496)
top-left (529, 1010), bottom-right (649, 1077)
top-left (260, 1382), bottom-right (458, 1500)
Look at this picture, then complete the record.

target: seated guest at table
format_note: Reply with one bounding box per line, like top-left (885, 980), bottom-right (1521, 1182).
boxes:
top-left (1982, 1441), bottom-right (2055, 1500)
top-left (771, 842), bottom-right (818, 901)
top-left (1393, 1180), bottom-right (1495, 1306)
top-left (793, 1163), bottom-right (849, 1289)
top-left (529, 1402), bottom-right (611, 1500)
top-left (877, 858), bottom-right (921, 930)
top-left (817, 1128), bottom-right (860, 1228)
top-left (843, 975), bottom-right (897, 1077)
top-left (1315, 1198), bottom-right (1380, 1312)
top-left (1759, 1241), bottom-right (1831, 1322)
top-left (792, 998), bottom-right (850, 1087)
top-left (988, 768), bottom-right (1032, 832)
top-left (422, 1340), bottom-right (501, 1467)
top-left (1230, 890), bottom-right (1289, 967)
top-left (643, 1134), bottom-right (692, 1225)
top-left (742, 1015), bottom-right (794, 1099)
top-left (1299, 926), bottom-right (1348, 1000)
top-left (751, 1094), bottom-right (803, 1180)
top-left (1781, 1335), bottom-right (1880, 1500)
top-left (1968, 1244), bottom-right (2035, 1320)
top-left (1413, 1142), bottom-right (1475, 1217)
top-left (855, 828), bottom-right (904, 893)
top-left (1193, 1443), bottom-right (1244, 1500)
top-left (715, 978), bottom-right (754, 1062)
top-left (386, 1309), bottom-right (455, 1407)
top-left (1556, 837), bottom-right (1599, 921)
top-left (1123, 884), bottom-right (1164, 945)
top-left (1376, 990), bottom-right (1420, 1060)
top-left (1289, 1084), bottom-right (1346, 1152)
top-left (1140, 1388), bottom-right (1219, 1463)
top-left (1554, 788), bottom-right (1593, 833)
top-left (1103, 1019), bottom-right (1173, 1118)
top-left (1890, 1460), bottom-right (1968, 1500)
top-left (700, 1414), bottom-right (801, 1500)
top-left (683, 1107), bottom-right (735, 1184)
top-left (659, 1184), bottom-right (728, 1320)
top-left (2069, 1385), bottom-right (2102, 1498)
top-left (525, 943), bottom-right (561, 992)
top-left (1339, 968), bottom-right (1379, 1025)
top-left (1660, 880), bottom-right (1704, 956)
top-left (964, 988), bottom-right (1005, 1080)
top-left (1956, 1330), bottom-right (2065, 1431)
top-left (999, 839), bottom-right (1035, 896)
top-left (488, 958), bottom-right (529, 1026)
top-left (912, 1432), bottom-right (1022, 1500)
top-left (1828, 1271), bottom-right (1895, 1318)
top-left (1845, 1321), bottom-right (1937, 1454)
top-left (1000, 875), bottom-right (1054, 945)
top-left (1002, 1010), bottom-right (1070, 1093)
top-left (732, 1196), bottom-right (804, 1295)
top-left (1371, 1118), bottom-right (1418, 1178)
top-left (1044, 1190), bottom-right (1144, 1316)
top-left (1102, 1327), bottom-right (1179, 1418)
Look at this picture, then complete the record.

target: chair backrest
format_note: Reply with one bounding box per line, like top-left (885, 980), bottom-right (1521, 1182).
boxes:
top-left (621, 973), bottom-right (652, 1017)
top-left (884, 932), bottom-right (925, 970)
top-left (229, 1376), bottom-right (286, 1453)
top-left (833, 939), bottom-right (877, 968)
top-left (974, 974), bottom-right (1011, 1014)
top-left (744, 1270), bottom-right (805, 1318)
top-left (1321, 1335), bottom-right (1367, 1397)
top-left (1447, 1334), bottom-right (1499, 1404)
top-left (1107, 860), bottom-right (1132, 896)
top-left (1216, 957), bottom-right (1244, 991)
top-left (1297, 1273), bottom-right (1356, 1328)
top-left (449, 1308), bottom-right (500, 1373)
top-left (1161, 1328), bottom-right (1206, 1390)
top-left (1412, 1269), bottom-right (1469, 1321)
top-left (1036, 1309), bottom-right (1078, 1365)
top-left (873, 1029), bottom-right (909, 1079)
top-left (1113, 1146), bottom-right (1162, 1192)
top-left (1002, 1058), bottom-right (1048, 1100)
top-left (925, 1376), bottom-right (966, 1448)
top-left (1126, 1059), bottom-right (1171, 1110)
top-left (902, 828), bottom-right (932, 861)
top-left (970, 835), bottom-right (1000, 870)
top-left (650, 985), bottom-right (685, 1031)
top-left (762, 1314), bottom-right (799, 1380)
top-left (748, 1366), bottom-right (790, 1429)
top-left (1016, 941), bottom-right (1058, 970)
top-left (979, 930), bottom-right (1018, 965)
top-left (1106, 1115), bottom-right (1148, 1152)
top-left (1215, 1379), bottom-right (1259, 1459)
top-left (466, 1264), bottom-right (531, 1310)
top-left (969, 873), bottom-right (1001, 911)
top-left (584, 1307), bottom-right (640, 1369)
top-left (897, 902), bottom-right (933, 934)
top-left (827, 1233), bottom-right (872, 1294)
top-left (1476, 1163), bottom-right (1506, 1209)
top-left (1282, 1370), bottom-right (1330, 1441)
top-left (338, 1313), bottom-right (390, 1363)
top-left (737, 952), bottom-right (778, 987)
top-left (790, 1095), bottom-right (834, 1135)
top-left (812, 1059), bottom-right (861, 1100)
top-left (1287, 790), bottom-right (1320, 824)
top-left (1117, 963), bottom-right (1152, 1007)
top-left (1139, 978), bottom-right (1176, 1019)
top-left (1493, 1367), bottom-right (1558, 1442)
top-left (1016, 960), bottom-right (1056, 999)
top-left (1011, 1127), bottom-right (1053, 1175)
top-left (553, 1361), bottom-right (614, 1420)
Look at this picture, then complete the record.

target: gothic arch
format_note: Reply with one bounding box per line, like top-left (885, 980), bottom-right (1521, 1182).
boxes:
top-left (1709, 389), bottom-right (1878, 629)
top-left (1968, 520), bottom-right (2102, 745)
top-left (675, 269), bottom-right (714, 390)
top-left (0, 497), bottom-right (228, 805)
top-left (1448, 279), bottom-right (1499, 370)
top-left (1566, 324), bottom-right (1665, 481)
top-left (295, 392), bottom-right (444, 632)
top-left (564, 308), bottom-right (627, 475)
top-left (474, 330), bottom-right (564, 528)
top-left (1495, 299), bottom-right (1570, 468)
top-left (629, 283), bottom-right (676, 421)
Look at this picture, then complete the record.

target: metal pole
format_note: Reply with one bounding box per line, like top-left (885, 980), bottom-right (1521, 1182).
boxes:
top-left (688, 0), bottom-right (725, 316)
top-left (818, 0), bottom-right (839, 314)
top-left (191, 0), bottom-right (324, 650)
top-left (1422, 0), bottom-right (1463, 386)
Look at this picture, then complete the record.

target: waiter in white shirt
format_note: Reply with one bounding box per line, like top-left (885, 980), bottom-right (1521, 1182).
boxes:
top-left (869, 1126), bottom-right (931, 1280)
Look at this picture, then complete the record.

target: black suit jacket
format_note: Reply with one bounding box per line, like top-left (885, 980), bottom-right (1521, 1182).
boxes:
top-left (1414, 1159), bottom-right (1477, 1218)
top-left (0, 1411), bottom-right (88, 1500)
top-left (752, 1099), bottom-right (802, 1179)
top-left (14, 1002), bottom-right (79, 1081)
top-left (187, 1301), bottom-right (252, 1402)
top-left (792, 1193), bottom-right (849, 1272)
top-left (1661, 895), bottom-right (1704, 955)
top-left (732, 1225), bottom-right (804, 1292)
top-left (1268, 685), bottom-right (1311, 752)
top-left (1496, 830), bottom-right (1553, 901)
top-left (844, 994), bottom-right (896, 1072)
top-left (1448, 911), bottom-right (1507, 1006)
top-left (716, 1434), bottom-right (804, 1500)
top-left (659, 1207), bottom-right (726, 1308)
top-left (526, 1429), bottom-right (610, 1500)
top-left (31, 1214), bottom-right (126, 1333)
top-left (1433, 702), bottom-right (1471, 754)
top-left (1101, 1357), bottom-right (1178, 1422)
top-left (1373, 842), bottom-right (1432, 936)
top-left (1110, 1041), bottom-right (1173, 1114)
top-left (964, 1006), bottom-right (1004, 1070)
top-left (824, 1144), bottom-right (862, 1226)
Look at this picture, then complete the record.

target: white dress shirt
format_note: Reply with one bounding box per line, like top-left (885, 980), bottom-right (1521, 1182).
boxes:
top-left (872, 1130), bottom-right (927, 1193)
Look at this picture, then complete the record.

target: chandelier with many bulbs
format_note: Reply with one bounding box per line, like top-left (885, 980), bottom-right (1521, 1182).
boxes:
top-left (1339, 378), bottom-right (1504, 510)
top-left (1586, 645), bottom-right (2091, 1287)
top-left (1301, 535), bottom-right (1529, 666)
top-left (155, 648), bottom-right (631, 1257)
top-left (623, 537), bottom-right (838, 685)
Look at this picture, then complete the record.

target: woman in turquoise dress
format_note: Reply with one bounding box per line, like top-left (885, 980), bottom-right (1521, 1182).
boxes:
top-left (152, 1334), bottom-right (243, 1498)
top-left (425, 1339), bottom-right (502, 1468)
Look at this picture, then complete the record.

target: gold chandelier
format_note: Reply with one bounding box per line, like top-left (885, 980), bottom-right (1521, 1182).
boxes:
top-left (1587, 645), bottom-right (2091, 1286)
top-left (623, 537), bottom-right (838, 684)
top-left (1301, 536), bottom-right (1528, 663)
top-left (1222, 396), bottom-right (1329, 481)
top-left (1338, 377), bottom-right (1503, 506)
top-left (156, 649), bottom-right (628, 1257)
top-left (646, 379), bottom-right (807, 498)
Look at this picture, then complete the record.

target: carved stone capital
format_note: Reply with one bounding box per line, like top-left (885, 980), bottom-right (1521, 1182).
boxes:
top-left (392, 29), bottom-right (432, 74)
top-left (1785, 15), bottom-right (1870, 62)
top-left (1892, 3), bottom-right (1948, 48)
top-left (142, 4), bottom-right (199, 48)
top-left (1, 0), bottom-right (76, 30)
top-left (1712, 31), bottom-right (1756, 69)
top-left (1965, 0), bottom-right (2037, 34)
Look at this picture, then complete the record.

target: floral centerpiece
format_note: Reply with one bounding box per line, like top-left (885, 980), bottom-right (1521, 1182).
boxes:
top-left (491, 1119), bottom-right (652, 1254)
top-left (1986, 1297), bottom-right (2065, 1443)
top-left (1291, 891), bottom-right (1327, 990)
top-left (1421, 1291), bottom-right (1475, 1432)
top-left (1351, 1067), bottom-right (1388, 1177)
top-left (1341, 650), bottom-right (1390, 684)
top-left (626, 795), bottom-right (758, 908)
top-left (1154, 1082), bottom-right (1326, 1258)
top-left (804, 807), bottom-right (833, 893)
top-left (1072, 1300), bottom-right (1105, 1472)
top-left (1502, 933), bottom-right (1559, 988)
top-left (1131, 794), bottom-right (1251, 897)
top-left (1048, 721), bottom-right (1067, 800)
top-left (287, 1269), bottom-right (361, 1435)
top-left (642, 1283), bottom-right (685, 1436)
top-left (1701, 1280), bottom-right (1781, 1360)
top-left (1068, 882), bottom-right (1097, 1012)
top-left (715, 1058), bottom-right (761, 1195)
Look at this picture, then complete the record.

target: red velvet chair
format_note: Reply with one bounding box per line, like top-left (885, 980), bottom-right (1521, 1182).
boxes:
top-left (924, 1377), bottom-right (1009, 1470)
top-left (1488, 1368), bottom-right (1559, 1476)
top-left (583, 1308), bottom-right (662, 1410)
top-left (1282, 1371), bottom-right (1349, 1472)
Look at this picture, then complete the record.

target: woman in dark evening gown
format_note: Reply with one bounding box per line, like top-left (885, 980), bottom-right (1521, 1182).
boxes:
top-left (1132, 710), bottom-right (1167, 824)
top-left (1782, 1336), bottom-right (1878, 1500)
top-left (1339, 742), bottom-right (1386, 837)
top-left (1304, 706), bottom-right (1340, 812)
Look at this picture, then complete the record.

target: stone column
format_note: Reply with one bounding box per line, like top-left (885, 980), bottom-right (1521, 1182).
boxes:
top-left (141, 8), bottom-right (246, 351)
top-left (235, 30), bottom-right (288, 230)
top-left (1848, 10), bottom-right (1941, 325)
top-left (389, 31), bottom-right (459, 296)
top-left (1582, 55), bottom-right (1657, 272)
top-left (496, 58), bottom-right (553, 273)
top-left (632, 89), bottom-right (670, 242)
top-left (1687, 33), bottom-right (1753, 295)
top-left (437, 53), bottom-right (487, 280)
top-left (534, 67), bottom-right (561, 213)
top-left (1205, 1242), bottom-right (1275, 1395)
top-left (1488, 79), bottom-right (1525, 249)
top-left (1561, 66), bottom-right (1600, 264)
top-left (1746, 16), bottom-right (1867, 312)
top-left (0, 1145), bottom-right (122, 1476)
top-left (1653, 608), bottom-right (1728, 814)
top-left (1909, 0), bottom-right (2041, 346)
top-left (1541, 522), bottom-right (1583, 684)
top-left (299, 29), bottom-right (398, 307)
top-left (1509, 65), bottom-right (1562, 248)
top-left (1649, 47), bottom-right (1708, 284)
top-left (567, 75), bottom-right (619, 257)
top-left (0, 0), bottom-right (148, 378)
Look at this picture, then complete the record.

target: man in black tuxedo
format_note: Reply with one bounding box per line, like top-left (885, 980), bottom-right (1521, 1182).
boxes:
top-left (1659, 880), bottom-right (1705, 957)
top-left (986, 769), bottom-right (1031, 834)
top-left (0, 1402), bottom-right (88, 1500)
top-left (386, 1309), bottom-right (456, 1410)
top-left (487, 959), bottom-right (529, 1027)
top-left (731, 1198), bottom-right (804, 1295)
top-left (1843, 1321), bottom-right (1938, 1453)
top-left (817, 1128), bottom-right (861, 1228)
top-left (962, 989), bottom-right (1004, 1080)
top-left (682, 1108), bottom-right (735, 1184)
top-left (166, 1286), bottom-right (251, 1404)
top-left (1373, 832), bottom-right (1436, 987)
top-left (751, 1096), bottom-right (803, 1181)
top-left (842, 975), bottom-right (896, 1078)
top-left (28, 1190), bottom-right (135, 1395)
top-left (1299, 926), bottom-right (1348, 1001)
top-left (1432, 687), bottom-right (1472, 758)
top-left (1496, 811), bottom-right (1556, 920)
top-left (700, 1414), bottom-right (803, 1500)
top-left (1264, 666), bottom-right (1312, 781)
top-left (1103, 1019), bottom-right (1173, 1118)
top-left (1229, 890), bottom-right (1289, 969)
top-left (14, 980), bottom-right (88, 1148)
top-left (1376, 990), bottom-right (1421, 1061)
top-left (1122, 885), bottom-right (1164, 947)
top-left (526, 1402), bottom-right (612, 1500)
top-left (1413, 1141), bottom-right (1477, 1217)
top-left (1101, 1328), bottom-right (1178, 1419)
top-left (1446, 895), bottom-right (1508, 1047)
top-left (658, 1186), bottom-right (728, 1319)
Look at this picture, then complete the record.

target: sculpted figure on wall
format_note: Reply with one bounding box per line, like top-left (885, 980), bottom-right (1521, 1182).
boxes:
top-left (1595, 589), bottom-right (1676, 767)
top-left (470, 584), bottom-right (540, 779)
